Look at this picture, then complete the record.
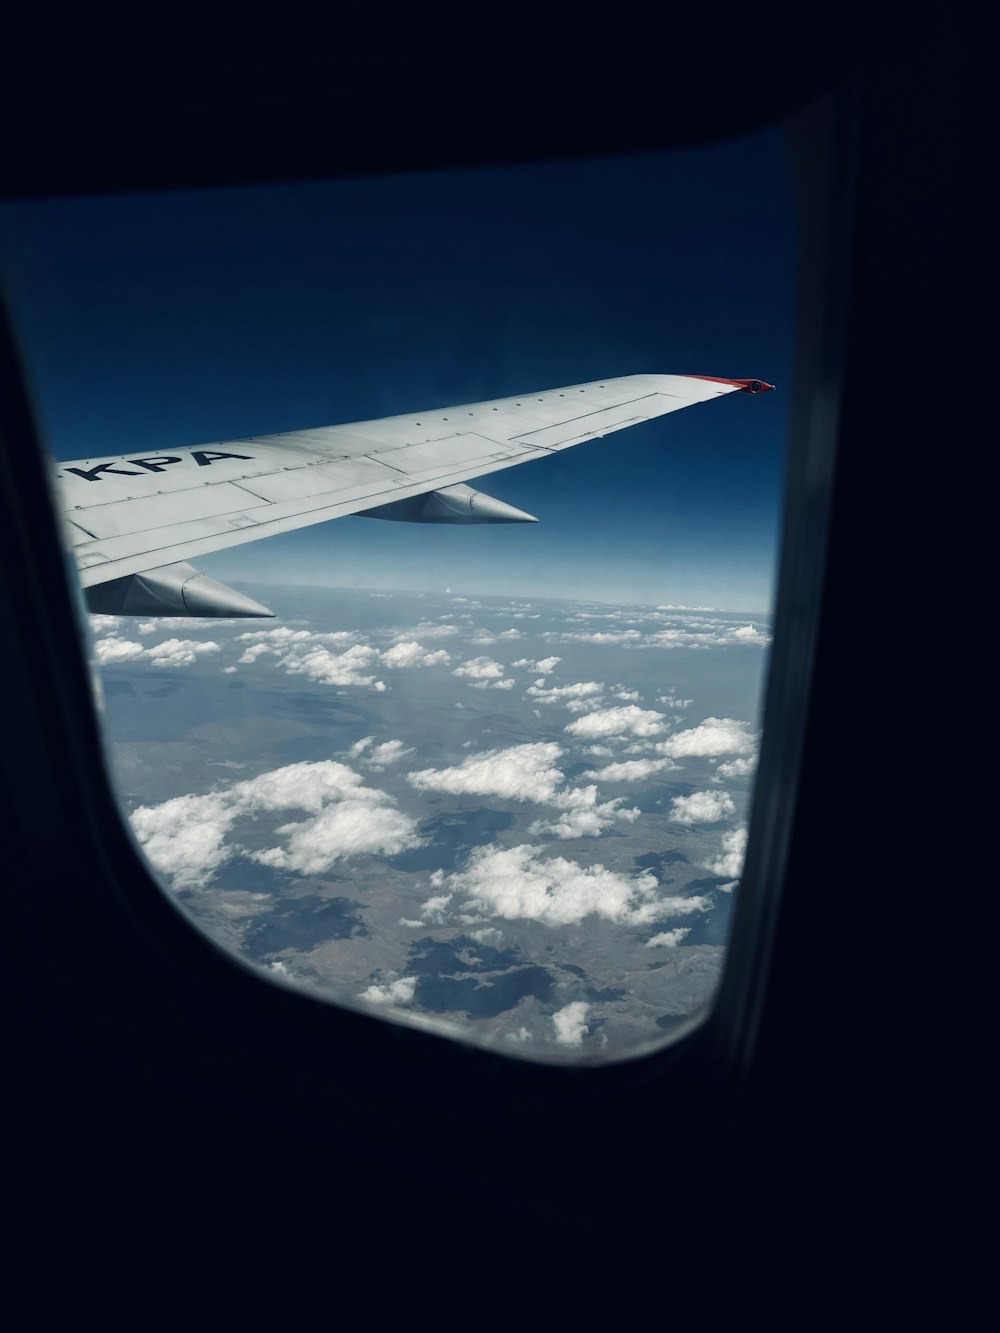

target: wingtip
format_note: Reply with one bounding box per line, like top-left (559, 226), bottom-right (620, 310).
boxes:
top-left (683, 374), bottom-right (775, 394)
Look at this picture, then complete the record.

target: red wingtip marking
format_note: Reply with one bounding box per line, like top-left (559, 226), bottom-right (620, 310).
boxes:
top-left (684, 375), bottom-right (775, 394)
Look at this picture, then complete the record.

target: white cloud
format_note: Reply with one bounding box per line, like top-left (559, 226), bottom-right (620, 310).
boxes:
top-left (505, 1027), bottom-right (533, 1043)
top-left (88, 614), bottom-right (122, 633)
top-left (657, 692), bottom-right (692, 709)
top-left (380, 640), bottom-right (451, 669)
top-left (361, 976), bottom-right (418, 1005)
top-left (656, 717), bottom-right (756, 758)
top-left (529, 785), bottom-right (639, 840)
top-left (237, 627), bottom-right (356, 654)
top-left (553, 1002), bottom-right (590, 1047)
top-left (281, 643), bottom-right (384, 689)
top-left (728, 624), bottom-right (770, 643)
top-left (581, 757), bottom-right (678, 782)
top-left (422, 844), bottom-right (705, 928)
top-left (147, 638), bottom-right (221, 668)
top-left (470, 677), bottom-right (515, 690)
top-left (408, 742), bottom-right (565, 803)
top-left (564, 697), bottom-right (606, 713)
top-left (717, 756), bottom-right (756, 778)
top-left (94, 636), bottom-right (145, 665)
top-left (349, 736), bottom-right (412, 765)
top-left (234, 760), bottom-right (372, 814)
top-left (131, 759), bottom-right (420, 887)
top-left (137, 617), bottom-right (247, 634)
top-left (704, 825), bottom-right (748, 878)
top-left (233, 627), bottom-right (389, 690)
top-left (511, 655), bottom-right (561, 674)
top-left (470, 927), bottom-right (504, 945)
top-left (258, 801), bottom-right (419, 874)
top-left (668, 790), bottom-right (736, 824)
top-left (131, 791), bottom-right (240, 889)
top-left (564, 705), bottom-right (668, 740)
top-left (367, 739), bottom-right (414, 765)
top-left (395, 622), bottom-right (459, 640)
top-left (452, 656), bottom-right (506, 680)
top-left (526, 680), bottom-right (604, 706)
top-left (407, 743), bottom-right (638, 838)
top-left (93, 634), bottom-right (220, 668)
top-left (646, 928), bottom-right (691, 948)
top-left (643, 629), bottom-right (718, 649)
top-left (222, 666), bottom-right (237, 674)
top-left (558, 630), bottom-right (643, 645)
top-left (612, 688), bottom-right (640, 702)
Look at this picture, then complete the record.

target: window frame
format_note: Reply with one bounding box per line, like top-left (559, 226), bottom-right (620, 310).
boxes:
top-left (0, 94), bottom-right (852, 1119)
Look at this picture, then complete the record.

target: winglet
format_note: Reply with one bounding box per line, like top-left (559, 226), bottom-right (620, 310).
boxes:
top-left (682, 375), bottom-right (775, 394)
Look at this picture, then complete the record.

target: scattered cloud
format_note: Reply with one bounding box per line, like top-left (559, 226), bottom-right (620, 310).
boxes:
top-left (146, 638), bottom-right (221, 668)
top-left (452, 656), bottom-right (506, 681)
top-left (408, 743), bottom-right (637, 838)
top-left (235, 628), bottom-right (386, 689)
top-left (136, 617), bottom-right (247, 634)
top-left (565, 705), bottom-right (668, 740)
top-left (395, 622), bottom-right (459, 639)
top-left (528, 784), bottom-right (640, 840)
top-left (131, 791), bottom-right (239, 889)
top-left (420, 844), bottom-right (710, 928)
top-left (646, 928), bottom-right (691, 948)
top-left (361, 977), bottom-right (418, 1005)
top-left (553, 1002), bottom-right (590, 1047)
top-left (717, 756), bottom-right (757, 779)
top-left (668, 790), bottom-right (736, 824)
top-left (380, 640), bottom-right (451, 669)
top-left (581, 757), bottom-right (678, 782)
top-left (556, 630), bottom-right (643, 645)
top-left (526, 680), bottom-right (604, 706)
top-left (409, 742), bottom-right (565, 803)
top-left (280, 643), bottom-right (384, 689)
top-left (656, 717), bottom-right (757, 758)
top-left (728, 624), bottom-right (770, 643)
top-left (704, 824), bottom-right (748, 878)
top-left (470, 927), bottom-right (504, 945)
top-left (349, 737), bottom-right (413, 766)
top-left (513, 655), bottom-right (562, 674)
top-left (657, 691), bottom-right (693, 709)
top-left (93, 635), bottom-right (220, 668)
top-left (131, 759), bottom-right (421, 887)
top-left (94, 636), bottom-right (146, 665)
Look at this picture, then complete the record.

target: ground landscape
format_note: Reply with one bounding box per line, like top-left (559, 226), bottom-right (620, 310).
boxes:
top-left (89, 582), bottom-right (770, 1062)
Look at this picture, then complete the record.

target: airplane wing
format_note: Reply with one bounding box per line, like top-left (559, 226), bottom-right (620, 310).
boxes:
top-left (56, 373), bottom-right (773, 616)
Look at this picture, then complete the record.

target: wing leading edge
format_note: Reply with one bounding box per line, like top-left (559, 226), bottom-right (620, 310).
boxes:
top-left (57, 373), bottom-right (773, 612)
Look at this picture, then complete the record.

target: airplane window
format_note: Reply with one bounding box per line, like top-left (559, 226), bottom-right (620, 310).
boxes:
top-left (0, 129), bottom-right (792, 1062)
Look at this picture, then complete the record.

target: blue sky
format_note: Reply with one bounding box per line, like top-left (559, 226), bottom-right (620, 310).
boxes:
top-left (1, 129), bottom-right (793, 612)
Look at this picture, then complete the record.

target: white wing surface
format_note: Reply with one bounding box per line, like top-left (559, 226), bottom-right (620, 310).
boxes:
top-left (56, 373), bottom-right (771, 591)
